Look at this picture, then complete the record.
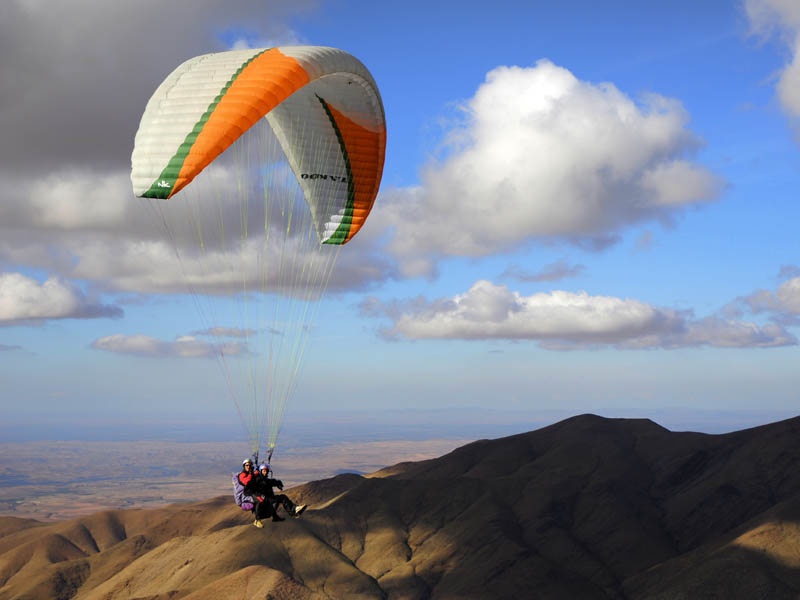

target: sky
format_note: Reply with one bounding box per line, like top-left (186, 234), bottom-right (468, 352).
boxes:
top-left (1, 0), bottom-right (800, 438)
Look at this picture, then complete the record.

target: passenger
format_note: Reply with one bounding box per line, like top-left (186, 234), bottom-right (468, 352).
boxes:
top-left (237, 458), bottom-right (255, 488)
top-left (235, 458), bottom-right (265, 527)
top-left (248, 464), bottom-right (307, 525)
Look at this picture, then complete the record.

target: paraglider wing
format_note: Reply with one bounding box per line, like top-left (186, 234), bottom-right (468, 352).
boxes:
top-left (130, 46), bottom-right (386, 460)
top-left (131, 46), bottom-right (386, 244)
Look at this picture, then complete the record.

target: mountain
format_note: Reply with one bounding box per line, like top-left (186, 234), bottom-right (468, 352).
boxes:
top-left (2, 413), bottom-right (800, 599)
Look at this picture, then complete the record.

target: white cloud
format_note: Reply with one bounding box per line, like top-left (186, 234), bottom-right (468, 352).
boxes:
top-left (680, 316), bottom-right (794, 349)
top-left (24, 171), bottom-right (134, 230)
top-left (0, 272), bottom-right (122, 324)
top-left (363, 280), bottom-right (795, 349)
top-left (743, 276), bottom-right (800, 316)
top-left (746, 0), bottom-right (800, 119)
top-left (92, 333), bottom-right (247, 358)
top-left (379, 60), bottom-right (722, 276)
top-left (0, 163), bottom-right (393, 299)
top-left (776, 277), bottom-right (800, 312)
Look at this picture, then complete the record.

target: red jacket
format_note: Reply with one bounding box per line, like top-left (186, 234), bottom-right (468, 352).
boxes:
top-left (237, 471), bottom-right (254, 488)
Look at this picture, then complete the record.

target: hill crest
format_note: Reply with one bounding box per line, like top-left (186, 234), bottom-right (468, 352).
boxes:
top-left (3, 413), bottom-right (800, 599)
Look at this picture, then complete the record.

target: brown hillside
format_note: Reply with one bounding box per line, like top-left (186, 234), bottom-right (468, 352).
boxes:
top-left (2, 413), bottom-right (800, 599)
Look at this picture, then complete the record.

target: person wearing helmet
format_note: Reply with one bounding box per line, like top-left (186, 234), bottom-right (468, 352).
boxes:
top-left (249, 463), bottom-right (307, 523)
top-left (232, 459), bottom-right (256, 521)
top-left (235, 458), bottom-right (267, 527)
top-left (237, 459), bottom-right (255, 489)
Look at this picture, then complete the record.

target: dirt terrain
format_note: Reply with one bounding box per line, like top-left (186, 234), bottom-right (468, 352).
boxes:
top-left (3, 414), bottom-right (800, 598)
top-left (0, 438), bottom-right (467, 521)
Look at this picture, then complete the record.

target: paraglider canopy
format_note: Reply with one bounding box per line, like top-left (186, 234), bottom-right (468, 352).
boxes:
top-left (132, 46), bottom-right (385, 244)
top-left (131, 46), bottom-right (386, 459)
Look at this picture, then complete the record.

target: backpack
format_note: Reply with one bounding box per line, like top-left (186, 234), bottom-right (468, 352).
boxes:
top-left (232, 473), bottom-right (255, 511)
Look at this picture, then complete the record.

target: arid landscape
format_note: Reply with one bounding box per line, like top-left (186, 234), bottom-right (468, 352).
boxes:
top-left (0, 437), bottom-right (469, 522)
top-left (3, 413), bottom-right (800, 599)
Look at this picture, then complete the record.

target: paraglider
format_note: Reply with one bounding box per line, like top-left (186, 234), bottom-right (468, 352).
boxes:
top-left (131, 46), bottom-right (386, 464)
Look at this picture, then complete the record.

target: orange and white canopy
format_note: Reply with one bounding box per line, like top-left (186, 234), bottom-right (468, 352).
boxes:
top-left (131, 46), bottom-right (386, 245)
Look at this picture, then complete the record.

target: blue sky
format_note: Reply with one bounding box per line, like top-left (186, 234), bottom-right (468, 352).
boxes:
top-left (1, 0), bottom-right (799, 439)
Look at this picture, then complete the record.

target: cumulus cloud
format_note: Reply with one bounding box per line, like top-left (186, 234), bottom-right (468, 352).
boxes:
top-left (740, 275), bottom-right (800, 323)
top-left (746, 0), bottom-right (800, 121)
top-left (92, 333), bottom-right (247, 359)
top-left (377, 60), bottom-right (722, 276)
top-left (362, 280), bottom-right (795, 349)
top-left (0, 140), bottom-right (394, 300)
top-left (0, 272), bottom-right (122, 324)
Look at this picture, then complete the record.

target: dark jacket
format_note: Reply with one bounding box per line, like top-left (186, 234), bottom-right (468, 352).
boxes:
top-left (246, 473), bottom-right (282, 498)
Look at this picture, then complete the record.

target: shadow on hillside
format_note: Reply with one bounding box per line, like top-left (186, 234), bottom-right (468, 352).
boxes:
top-left (623, 531), bottom-right (800, 599)
top-left (6, 414), bottom-right (800, 599)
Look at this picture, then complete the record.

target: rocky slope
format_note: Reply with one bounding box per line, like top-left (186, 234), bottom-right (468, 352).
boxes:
top-left (2, 413), bottom-right (800, 599)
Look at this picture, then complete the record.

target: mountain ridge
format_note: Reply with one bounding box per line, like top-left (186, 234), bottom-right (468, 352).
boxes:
top-left (2, 413), bottom-right (800, 599)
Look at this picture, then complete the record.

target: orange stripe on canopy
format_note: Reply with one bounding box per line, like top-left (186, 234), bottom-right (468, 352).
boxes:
top-left (326, 104), bottom-right (387, 242)
top-left (172, 49), bottom-right (311, 197)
